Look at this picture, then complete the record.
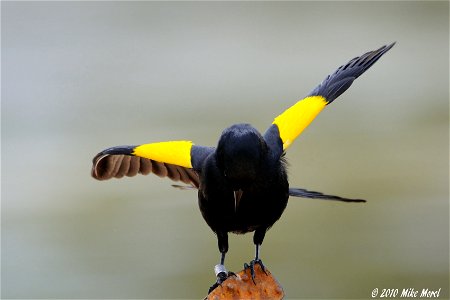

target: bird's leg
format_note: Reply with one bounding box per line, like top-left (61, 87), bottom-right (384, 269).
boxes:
top-left (208, 232), bottom-right (235, 294)
top-left (244, 244), bottom-right (268, 284)
top-left (216, 252), bottom-right (229, 282)
top-left (244, 229), bottom-right (268, 284)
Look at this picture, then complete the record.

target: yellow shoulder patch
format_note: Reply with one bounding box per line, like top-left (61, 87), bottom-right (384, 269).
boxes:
top-left (272, 95), bottom-right (327, 149)
top-left (132, 140), bottom-right (193, 168)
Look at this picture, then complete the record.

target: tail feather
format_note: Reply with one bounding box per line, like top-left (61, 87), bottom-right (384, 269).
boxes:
top-left (289, 188), bottom-right (366, 203)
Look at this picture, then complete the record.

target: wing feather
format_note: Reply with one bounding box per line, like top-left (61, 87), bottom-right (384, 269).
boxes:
top-left (117, 155), bottom-right (131, 178)
top-left (308, 42), bottom-right (395, 103)
top-left (140, 157), bottom-right (152, 175)
top-left (152, 160), bottom-right (168, 178)
top-left (166, 164), bottom-right (180, 181)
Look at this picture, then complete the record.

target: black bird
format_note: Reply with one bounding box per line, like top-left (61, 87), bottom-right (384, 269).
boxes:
top-left (91, 43), bottom-right (394, 291)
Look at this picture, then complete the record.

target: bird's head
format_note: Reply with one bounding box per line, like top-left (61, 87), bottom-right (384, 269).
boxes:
top-left (216, 123), bottom-right (268, 188)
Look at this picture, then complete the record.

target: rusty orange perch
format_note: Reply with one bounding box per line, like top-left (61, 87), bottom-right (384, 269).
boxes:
top-left (205, 264), bottom-right (284, 300)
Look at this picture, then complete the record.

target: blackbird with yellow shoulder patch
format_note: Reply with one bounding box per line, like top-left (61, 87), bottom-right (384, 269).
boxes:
top-left (91, 43), bottom-right (394, 292)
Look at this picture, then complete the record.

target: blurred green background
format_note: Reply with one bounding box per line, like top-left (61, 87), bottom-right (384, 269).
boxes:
top-left (2, 2), bottom-right (448, 299)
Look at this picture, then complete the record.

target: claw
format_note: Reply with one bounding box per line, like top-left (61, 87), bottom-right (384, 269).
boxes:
top-left (208, 264), bottom-right (235, 294)
top-left (208, 271), bottom-right (227, 294)
top-left (208, 282), bottom-right (220, 294)
top-left (227, 271), bottom-right (237, 277)
top-left (244, 259), bottom-right (267, 284)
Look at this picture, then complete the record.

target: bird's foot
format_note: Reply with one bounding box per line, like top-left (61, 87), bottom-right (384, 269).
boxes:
top-left (244, 258), bottom-right (267, 284)
top-left (208, 264), bottom-right (236, 294)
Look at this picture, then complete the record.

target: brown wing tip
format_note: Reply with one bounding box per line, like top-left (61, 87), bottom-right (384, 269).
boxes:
top-left (91, 152), bottom-right (201, 187)
top-left (91, 153), bottom-right (116, 180)
top-left (91, 153), bottom-right (143, 180)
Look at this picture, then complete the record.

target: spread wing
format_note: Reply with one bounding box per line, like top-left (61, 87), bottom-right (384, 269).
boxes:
top-left (264, 43), bottom-right (395, 155)
top-left (91, 141), bottom-right (214, 189)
